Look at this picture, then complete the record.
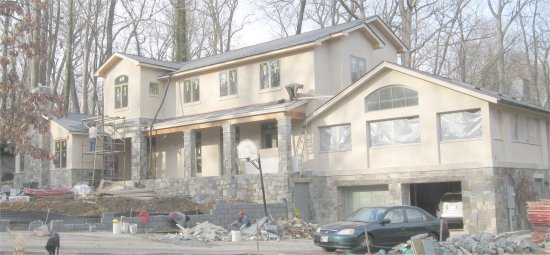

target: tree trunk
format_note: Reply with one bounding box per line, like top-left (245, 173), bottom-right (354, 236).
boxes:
top-left (104, 0), bottom-right (117, 62)
top-left (63, 0), bottom-right (74, 113)
top-left (296, 0), bottom-right (307, 34)
top-left (81, 0), bottom-right (93, 114)
top-left (174, 0), bottom-right (188, 61)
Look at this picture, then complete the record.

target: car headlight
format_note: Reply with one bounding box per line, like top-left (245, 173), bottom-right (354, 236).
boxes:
top-left (337, 229), bottom-right (355, 235)
top-left (316, 227), bottom-right (320, 233)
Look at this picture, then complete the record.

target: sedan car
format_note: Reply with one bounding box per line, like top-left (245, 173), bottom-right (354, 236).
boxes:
top-left (313, 205), bottom-right (449, 252)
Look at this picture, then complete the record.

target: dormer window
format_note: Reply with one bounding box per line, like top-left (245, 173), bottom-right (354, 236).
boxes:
top-left (115, 75), bottom-right (128, 109)
top-left (260, 60), bottom-right (280, 89)
top-left (365, 85), bottom-right (418, 112)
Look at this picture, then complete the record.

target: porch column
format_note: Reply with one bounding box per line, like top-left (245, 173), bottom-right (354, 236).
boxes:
top-left (222, 124), bottom-right (236, 175)
top-left (183, 130), bottom-right (196, 177)
top-left (131, 128), bottom-right (146, 180)
top-left (277, 116), bottom-right (292, 173)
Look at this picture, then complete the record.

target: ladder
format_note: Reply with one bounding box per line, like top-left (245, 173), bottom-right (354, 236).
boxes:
top-left (293, 125), bottom-right (314, 173)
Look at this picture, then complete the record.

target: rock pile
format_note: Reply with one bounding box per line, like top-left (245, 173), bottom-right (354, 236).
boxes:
top-left (380, 231), bottom-right (549, 255)
top-left (276, 218), bottom-right (318, 239)
top-left (181, 221), bottom-right (228, 242)
top-left (442, 231), bottom-right (543, 254)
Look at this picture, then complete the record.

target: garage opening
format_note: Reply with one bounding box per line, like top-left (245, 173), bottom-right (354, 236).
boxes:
top-left (343, 185), bottom-right (389, 216)
top-left (409, 181), bottom-right (462, 228)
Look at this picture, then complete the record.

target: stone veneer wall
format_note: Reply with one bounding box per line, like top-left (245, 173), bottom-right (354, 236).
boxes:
top-left (50, 168), bottom-right (103, 187)
top-left (308, 167), bottom-right (549, 234)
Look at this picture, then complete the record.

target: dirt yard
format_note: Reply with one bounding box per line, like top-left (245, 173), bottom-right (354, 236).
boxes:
top-left (0, 196), bottom-right (215, 217)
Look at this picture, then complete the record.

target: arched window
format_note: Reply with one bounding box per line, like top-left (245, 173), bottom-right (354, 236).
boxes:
top-left (115, 75), bottom-right (128, 109)
top-left (365, 85), bottom-right (418, 112)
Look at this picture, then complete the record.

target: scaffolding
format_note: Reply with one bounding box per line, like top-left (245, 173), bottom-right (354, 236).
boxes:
top-left (81, 116), bottom-right (129, 186)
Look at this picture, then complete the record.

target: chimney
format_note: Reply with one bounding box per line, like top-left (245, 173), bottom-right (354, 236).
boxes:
top-left (508, 78), bottom-right (530, 103)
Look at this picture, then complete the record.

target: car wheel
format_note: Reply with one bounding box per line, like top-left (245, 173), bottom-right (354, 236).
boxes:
top-left (322, 247), bottom-right (336, 252)
top-left (428, 232), bottom-right (439, 241)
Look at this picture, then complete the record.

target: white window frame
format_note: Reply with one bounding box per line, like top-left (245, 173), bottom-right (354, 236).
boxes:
top-left (114, 75), bottom-right (128, 109)
top-left (149, 82), bottom-right (159, 96)
top-left (511, 114), bottom-right (539, 144)
top-left (182, 77), bottom-right (200, 103)
top-left (320, 124), bottom-right (352, 152)
top-left (259, 60), bottom-right (280, 89)
top-left (439, 110), bottom-right (482, 142)
top-left (54, 140), bottom-right (67, 168)
top-left (220, 69), bottom-right (238, 97)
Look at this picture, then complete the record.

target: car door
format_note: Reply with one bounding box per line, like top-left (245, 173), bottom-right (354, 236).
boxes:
top-left (374, 208), bottom-right (408, 248)
top-left (403, 208), bottom-right (433, 238)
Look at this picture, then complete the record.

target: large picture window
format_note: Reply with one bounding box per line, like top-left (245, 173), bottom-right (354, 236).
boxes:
top-left (350, 55), bottom-right (366, 82)
top-left (220, 69), bottom-right (238, 96)
top-left (369, 117), bottom-right (420, 147)
top-left (115, 75), bottom-right (128, 109)
top-left (54, 140), bottom-right (67, 168)
top-left (365, 85), bottom-right (418, 112)
top-left (511, 115), bottom-right (538, 144)
top-left (439, 110), bottom-right (482, 141)
top-left (320, 124), bottom-right (352, 152)
top-left (260, 60), bottom-right (280, 89)
top-left (183, 77), bottom-right (200, 103)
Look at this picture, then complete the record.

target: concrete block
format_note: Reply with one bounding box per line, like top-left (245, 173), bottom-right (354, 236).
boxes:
top-left (0, 220), bottom-right (9, 232)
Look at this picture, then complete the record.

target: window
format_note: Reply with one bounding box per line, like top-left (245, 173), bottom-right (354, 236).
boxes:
top-left (365, 85), bottom-right (418, 112)
top-left (535, 178), bottom-right (544, 200)
top-left (260, 60), bottom-right (280, 89)
top-left (220, 69), bottom-right (238, 96)
top-left (350, 55), bottom-right (367, 82)
top-left (512, 115), bottom-right (539, 144)
top-left (320, 124), bottom-right (352, 152)
top-left (261, 122), bottom-right (278, 149)
top-left (383, 209), bottom-right (404, 224)
top-left (195, 132), bottom-right (202, 175)
top-left (405, 208), bottom-right (424, 223)
top-left (369, 117), bottom-right (420, 147)
top-left (183, 77), bottom-right (200, 103)
top-left (115, 75), bottom-right (128, 109)
top-left (149, 82), bottom-right (159, 96)
top-left (53, 140), bottom-right (67, 168)
top-left (439, 110), bottom-right (482, 141)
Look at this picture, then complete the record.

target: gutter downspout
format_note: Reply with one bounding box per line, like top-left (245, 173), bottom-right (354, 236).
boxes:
top-left (147, 74), bottom-right (172, 178)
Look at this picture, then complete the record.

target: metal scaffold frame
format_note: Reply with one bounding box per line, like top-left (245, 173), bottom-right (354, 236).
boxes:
top-left (81, 115), bottom-right (129, 187)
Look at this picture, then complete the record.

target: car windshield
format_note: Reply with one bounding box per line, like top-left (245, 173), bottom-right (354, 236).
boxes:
top-left (442, 193), bottom-right (462, 202)
top-left (345, 207), bottom-right (386, 222)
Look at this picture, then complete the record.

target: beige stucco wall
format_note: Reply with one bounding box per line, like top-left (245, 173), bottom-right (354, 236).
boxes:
top-left (154, 133), bottom-right (184, 178)
top-left (306, 69), bottom-right (549, 176)
top-left (103, 59), bottom-right (143, 119)
top-left (49, 122), bottom-right (104, 171)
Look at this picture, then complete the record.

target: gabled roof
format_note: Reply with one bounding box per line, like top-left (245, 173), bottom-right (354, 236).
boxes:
top-left (95, 53), bottom-right (183, 77)
top-left (53, 113), bottom-right (97, 133)
top-left (161, 16), bottom-right (406, 77)
top-left (306, 61), bottom-right (550, 123)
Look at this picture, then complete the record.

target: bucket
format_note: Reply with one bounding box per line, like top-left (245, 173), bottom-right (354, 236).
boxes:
top-left (112, 222), bottom-right (121, 234)
top-left (231, 230), bottom-right (241, 242)
top-left (121, 222), bottom-right (129, 233)
top-left (129, 224), bottom-right (138, 234)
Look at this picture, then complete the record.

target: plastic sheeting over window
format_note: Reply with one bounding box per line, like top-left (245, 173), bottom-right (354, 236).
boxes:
top-left (369, 117), bottom-right (420, 147)
top-left (439, 110), bottom-right (482, 141)
top-left (512, 115), bottom-right (539, 144)
top-left (320, 124), bottom-right (351, 152)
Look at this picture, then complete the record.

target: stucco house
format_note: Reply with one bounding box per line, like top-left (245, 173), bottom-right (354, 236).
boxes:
top-left (16, 16), bottom-right (548, 234)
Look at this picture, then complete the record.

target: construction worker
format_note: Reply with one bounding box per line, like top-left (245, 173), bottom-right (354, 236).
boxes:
top-left (168, 211), bottom-right (190, 228)
top-left (230, 210), bottom-right (251, 231)
top-left (88, 123), bottom-right (98, 152)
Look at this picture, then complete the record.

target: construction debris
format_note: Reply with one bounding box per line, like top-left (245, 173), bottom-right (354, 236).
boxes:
top-left (276, 218), bottom-right (318, 239)
top-left (527, 199), bottom-right (550, 245)
top-left (180, 221), bottom-right (228, 242)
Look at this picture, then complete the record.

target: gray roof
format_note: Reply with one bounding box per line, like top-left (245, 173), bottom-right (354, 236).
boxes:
top-left (170, 17), bottom-right (376, 74)
top-left (398, 64), bottom-right (550, 113)
top-left (53, 113), bottom-right (96, 133)
top-left (118, 53), bottom-right (184, 70)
